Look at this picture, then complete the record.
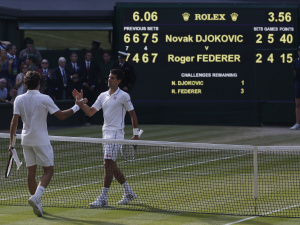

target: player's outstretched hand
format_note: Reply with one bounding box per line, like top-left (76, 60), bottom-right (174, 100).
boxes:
top-left (72, 89), bottom-right (83, 101)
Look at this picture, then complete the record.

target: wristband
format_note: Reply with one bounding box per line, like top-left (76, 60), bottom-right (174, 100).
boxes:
top-left (71, 104), bottom-right (80, 113)
top-left (133, 128), bottom-right (139, 136)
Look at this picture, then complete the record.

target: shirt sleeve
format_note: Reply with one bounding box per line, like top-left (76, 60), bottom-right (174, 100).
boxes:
top-left (123, 93), bottom-right (134, 112)
top-left (46, 96), bottom-right (60, 114)
top-left (13, 96), bottom-right (20, 115)
top-left (92, 94), bottom-right (102, 111)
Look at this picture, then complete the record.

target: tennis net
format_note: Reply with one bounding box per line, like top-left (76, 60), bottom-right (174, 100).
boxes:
top-left (1, 133), bottom-right (300, 217)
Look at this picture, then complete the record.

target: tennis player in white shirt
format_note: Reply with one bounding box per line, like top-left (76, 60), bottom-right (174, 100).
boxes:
top-left (73, 68), bottom-right (140, 208)
top-left (9, 71), bottom-right (82, 216)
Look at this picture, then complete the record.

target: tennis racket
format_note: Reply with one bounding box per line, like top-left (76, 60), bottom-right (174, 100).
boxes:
top-left (120, 129), bottom-right (143, 161)
top-left (5, 135), bottom-right (16, 178)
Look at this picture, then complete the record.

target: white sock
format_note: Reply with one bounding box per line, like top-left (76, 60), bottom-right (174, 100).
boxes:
top-left (34, 185), bottom-right (45, 199)
top-left (101, 187), bottom-right (109, 198)
top-left (122, 182), bottom-right (133, 195)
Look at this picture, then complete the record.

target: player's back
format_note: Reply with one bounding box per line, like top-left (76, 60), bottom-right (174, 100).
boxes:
top-left (14, 90), bottom-right (59, 146)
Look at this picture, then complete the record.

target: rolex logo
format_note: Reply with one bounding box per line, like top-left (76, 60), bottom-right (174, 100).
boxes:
top-left (230, 12), bottom-right (238, 21)
top-left (182, 12), bottom-right (190, 21)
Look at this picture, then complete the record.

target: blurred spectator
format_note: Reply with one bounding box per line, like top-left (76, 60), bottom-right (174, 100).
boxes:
top-left (19, 38), bottom-right (42, 65)
top-left (0, 78), bottom-right (8, 103)
top-left (6, 86), bottom-right (18, 103)
top-left (6, 44), bottom-right (18, 86)
top-left (65, 52), bottom-right (85, 95)
top-left (112, 51), bottom-right (136, 92)
top-left (40, 59), bottom-right (52, 94)
top-left (99, 50), bottom-right (113, 92)
top-left (0, 40), bottom-right (11, 50)
top-left (91, 40), bottom-right (103, 65)
top-left (49, 57), bottom-right (69, 100)
top-left (0, 49), bottom-right (12, 84)
top-left (15, 63), bottom-right (28, 96)
top-left (81, 51), bottom-right (98, 101)
top-left (26, 54), bottom-right (39, 72)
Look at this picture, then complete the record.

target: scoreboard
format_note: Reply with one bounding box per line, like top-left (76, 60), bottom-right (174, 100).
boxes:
top-left (114, 4), bottom-right (298, 103)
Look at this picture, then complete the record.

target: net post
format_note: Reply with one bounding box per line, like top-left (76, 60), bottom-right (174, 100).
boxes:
top-left (253, 146), bottom-right (258, 214)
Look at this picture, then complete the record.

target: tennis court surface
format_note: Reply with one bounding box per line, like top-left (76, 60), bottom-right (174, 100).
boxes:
top-left (1, 133), bottom-right (300, 217)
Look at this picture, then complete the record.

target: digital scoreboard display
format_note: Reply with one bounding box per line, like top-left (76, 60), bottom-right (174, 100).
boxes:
top-left (114, 4), bottom-right (298, 103)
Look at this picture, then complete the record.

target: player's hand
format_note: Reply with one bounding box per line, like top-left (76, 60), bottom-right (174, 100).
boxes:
top-left (72, 89), bottom-right (83, 100)
top-left (8, 145), bottom-right (13, 156)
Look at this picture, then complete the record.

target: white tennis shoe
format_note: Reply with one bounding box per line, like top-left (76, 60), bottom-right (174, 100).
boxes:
top-left (118, 192), bottom-right (137, 205)
top-left (90, 196), bottom-right (108, 208)
top-left (290, 124), bottom-right (300, 130)
top-left (28, 195), bottom-right (43, 217)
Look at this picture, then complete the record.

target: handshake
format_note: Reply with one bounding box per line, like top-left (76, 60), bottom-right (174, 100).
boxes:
top-left (72, 89), bottom-right (88, 108)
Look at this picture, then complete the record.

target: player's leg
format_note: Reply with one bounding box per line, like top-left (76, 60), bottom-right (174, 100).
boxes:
top-left (23, 145), bottom-right (43, 216)
top-left (113, 130), bottom-right (137, 205)
top-left (90, 158), bottom-right (112, 208)
top-left (34, 144), bottom-right (54, 198)
top-left (104, 159), bottom-right (114, 187)
top-left (90, 131), bottom-right (116, 207)
top-left (23, 146), bottom-right (38, 195)
top-left (27, 165), bottom-right (37, 195)
top-left (39, 166), bottom-right (54, 188)
top-left (28, 145), bottom-right (54, 216)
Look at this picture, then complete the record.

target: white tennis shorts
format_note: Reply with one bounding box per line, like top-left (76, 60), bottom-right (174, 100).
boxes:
top-left (23, 144), bottom-right (54, 167)
top-left (102, 130), bottom-right (124, 162)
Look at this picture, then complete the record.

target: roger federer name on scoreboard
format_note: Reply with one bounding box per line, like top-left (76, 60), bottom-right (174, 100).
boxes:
top-left (168, 54), bottom-right (241, 64)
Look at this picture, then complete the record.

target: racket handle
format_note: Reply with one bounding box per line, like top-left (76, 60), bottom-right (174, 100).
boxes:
top-left (12, 134), bottom-right (16, 148)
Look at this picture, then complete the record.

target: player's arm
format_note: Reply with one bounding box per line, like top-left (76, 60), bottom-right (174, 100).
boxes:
top-left (128, 109), bottom-right (139, 140)
top-left (53, 98), bottom-right (88, 120)
top-left (79, 103), bottom-right (97, 117)
top-left (9, 114), bottom-right (19, 154)
top-left (53, 108), bottom-right (76, 120)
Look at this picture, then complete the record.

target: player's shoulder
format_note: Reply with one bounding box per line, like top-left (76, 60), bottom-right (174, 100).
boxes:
top-left (99, 90), bottom-right (109, 98)
top-left (117, 88), bottom-right (130, 97)
top-left (14, 94), bottom-right (23, 103)
top-left (35, 92), bottom-right (54, 103)
top-left (118, 89), bottom-right (132, 102)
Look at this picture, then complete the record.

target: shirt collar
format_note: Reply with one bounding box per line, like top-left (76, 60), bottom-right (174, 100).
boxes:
top-left (107, 87), bottom-right (120, 96)
top-left (27, 90), bottom-right (40, 94)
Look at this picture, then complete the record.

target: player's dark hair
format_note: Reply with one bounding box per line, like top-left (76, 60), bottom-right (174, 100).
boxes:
top-left (110, 69), bottom-right (123, 81)
top-left (24, 71), bottom-right (41, 90)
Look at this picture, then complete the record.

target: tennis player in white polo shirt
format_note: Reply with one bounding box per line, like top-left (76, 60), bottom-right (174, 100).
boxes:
top-left (9, 71), bottom-right (82, 216)
top-left (73, 68), bottom-right (140, 208)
